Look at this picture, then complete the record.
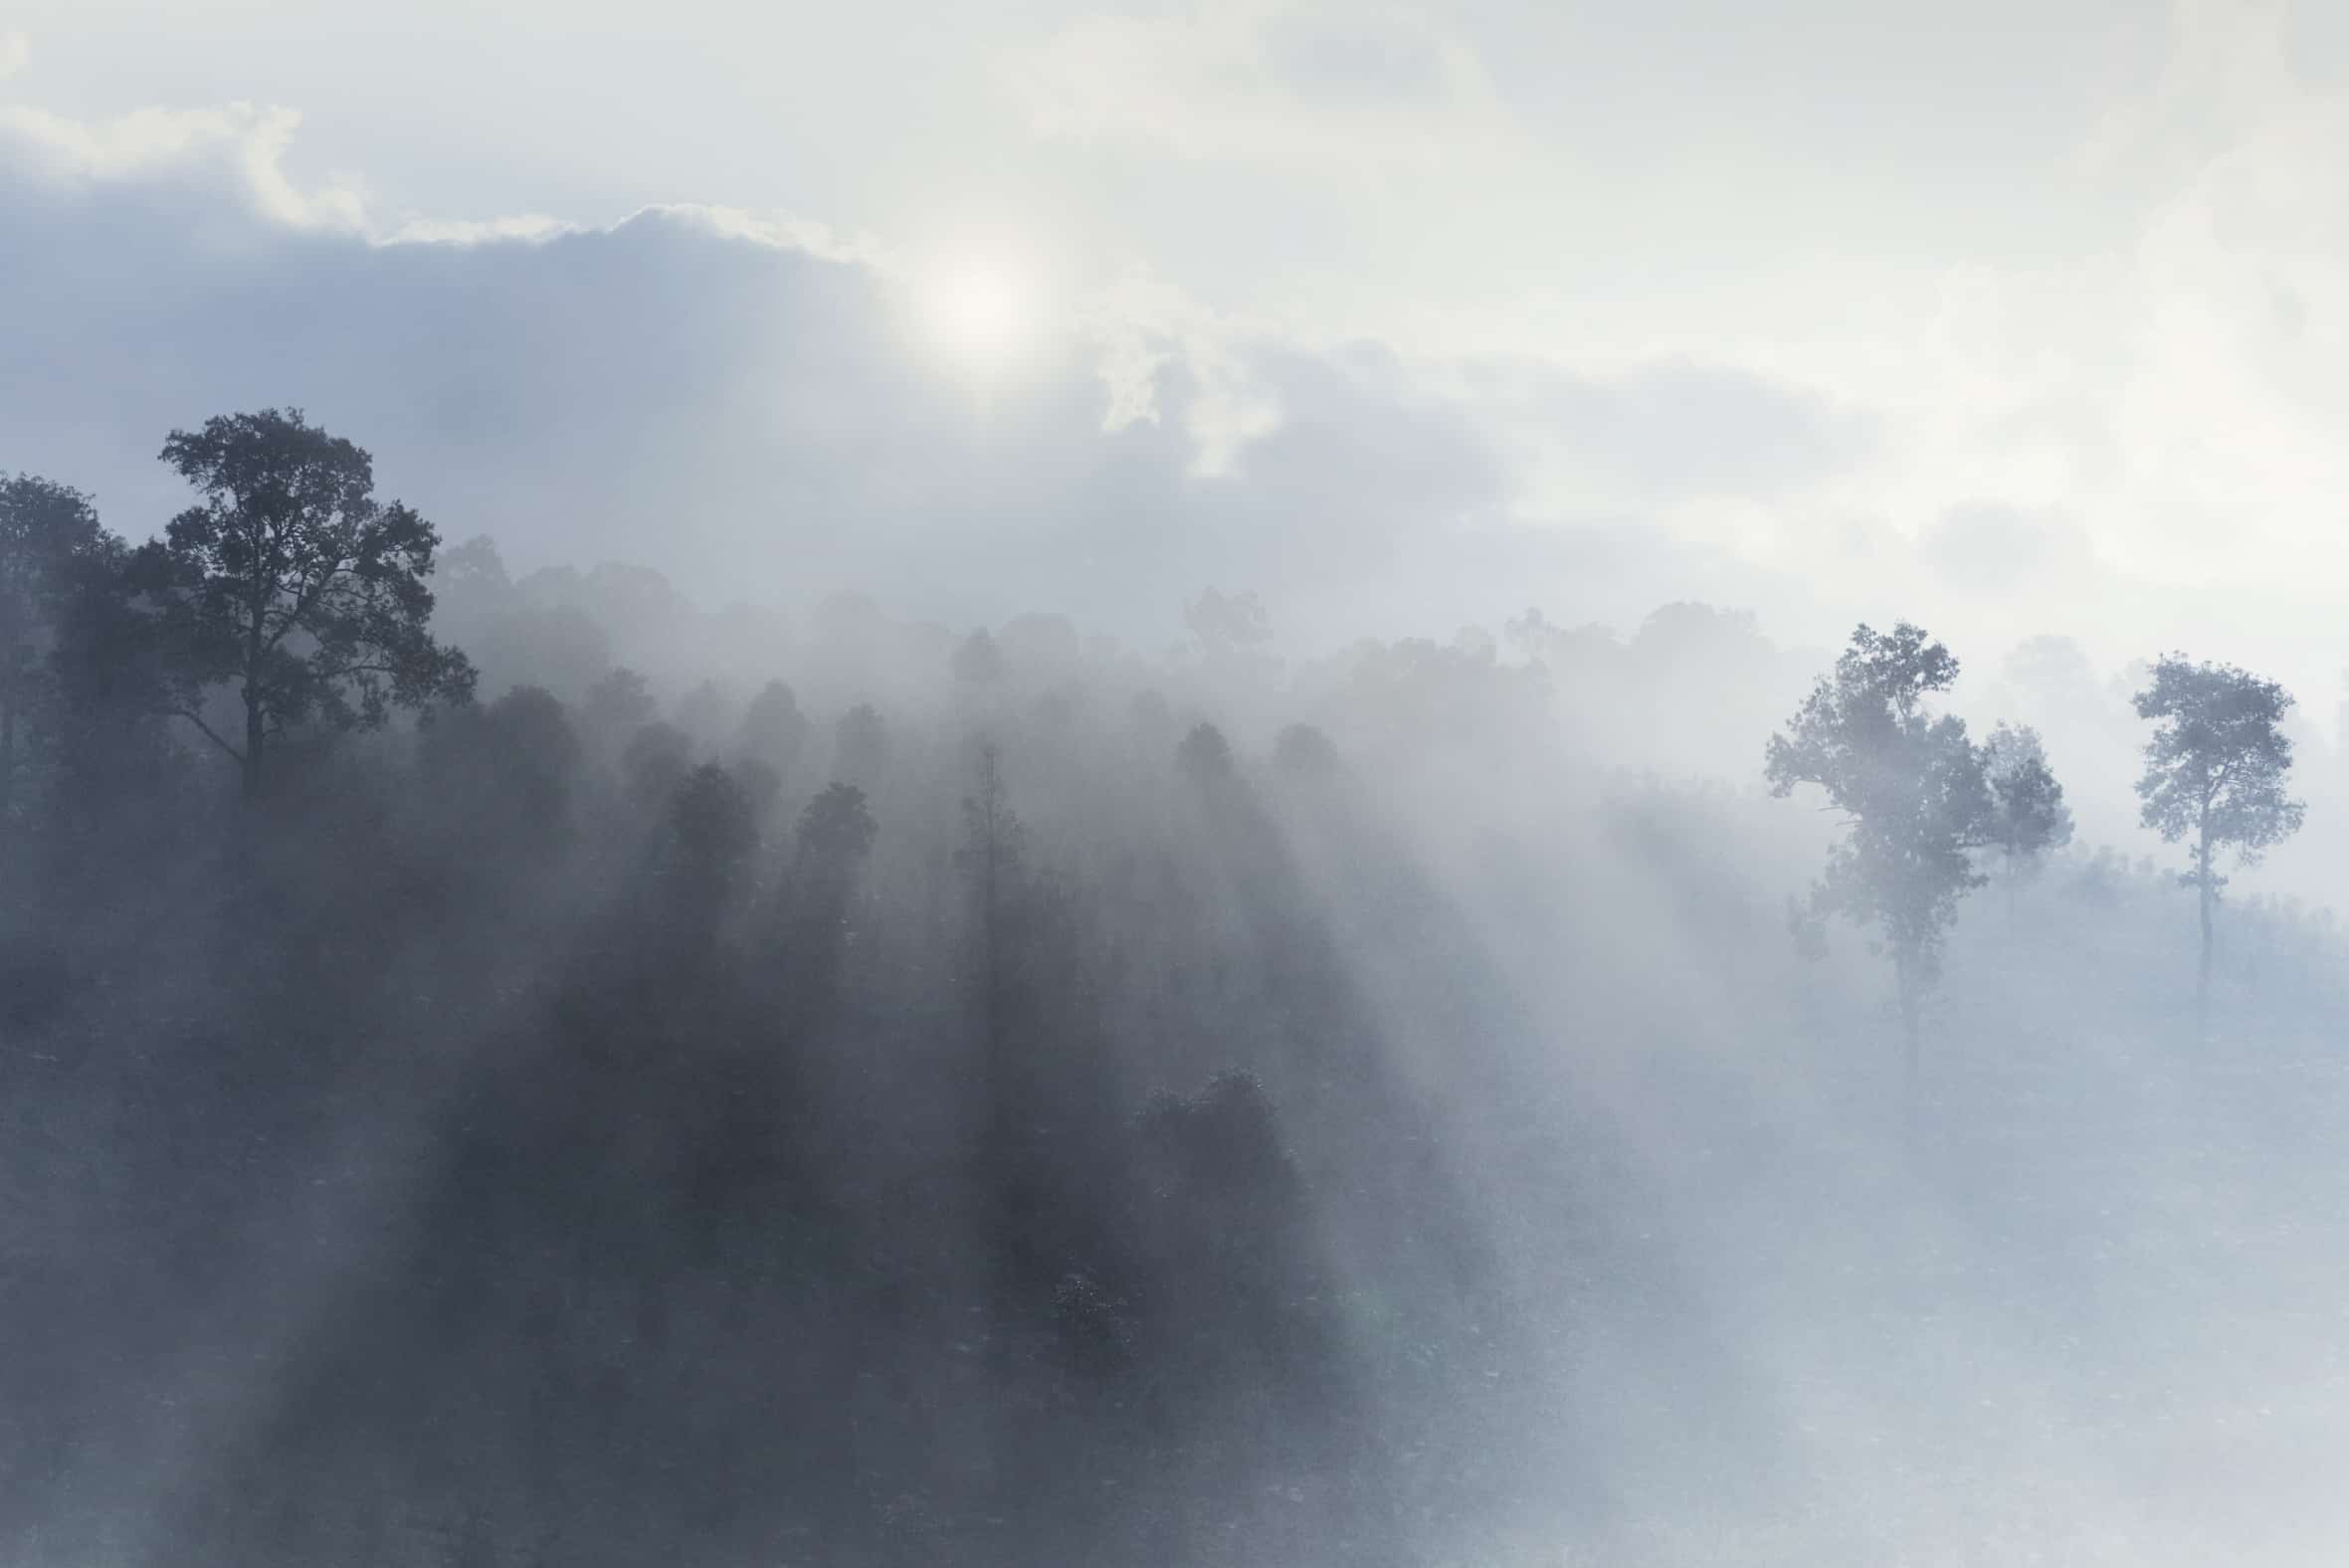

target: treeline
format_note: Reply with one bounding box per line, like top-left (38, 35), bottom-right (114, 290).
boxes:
top-left (0, 413), bottom-right (1508, 1566)
top-left (0, 410), bottom-right (2336, 1566)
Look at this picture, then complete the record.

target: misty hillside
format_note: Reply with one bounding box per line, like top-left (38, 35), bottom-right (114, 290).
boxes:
top-left (5, 432), bottom-right (2348, 1567)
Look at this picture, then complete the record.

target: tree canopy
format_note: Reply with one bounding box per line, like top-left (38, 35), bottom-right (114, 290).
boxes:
top-left (144, 408), bottom-right (474, 794)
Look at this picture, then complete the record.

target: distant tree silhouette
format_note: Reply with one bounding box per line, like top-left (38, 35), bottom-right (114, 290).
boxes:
top-left (1272, 722), bottom-right (1340, 783)
top-left (781, 782), bottom-right (879, 1020)
top-left (736, 679), bottom-right (808, 778)
top-left (960, 740), bottom-right (1027, 1084)
top-left (2132, 654), bottom-right (2306, 1031)
top-left (657, 763), bottom-right (759, 961)
top-left (582, 666), bottom-right (656, 741)
top-left (1766, 623), bottom-right (1994, 1093)
top-left (952, 628), bottom-right (1007, 688)
top-left (1185, 588), bottom-right (1271, 655)
top-left (1175, 721), bottom-right (1236, 786)
top-left (1982, 721), bottom-right (2073, 921)
top-left (418, 685), bottom-right (583, 867)
top-left (833, 702), bottom-right (888, 789)
top-left (143, 409), bottom-right (474, 797)
top-left (0, 475), bottom-right (112, 820)
top-left (622, 720), bottom-right (693, 808)
top-left (673, 679), bottom-right (726, 745)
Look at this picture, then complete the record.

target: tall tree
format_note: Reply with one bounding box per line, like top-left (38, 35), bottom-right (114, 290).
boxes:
top-left (146, 409), bottom-right (474, 797)
top-left (1982, 721), bottom-right (2073, 921)
top-left (2131, 654), bottom-right (2305, 1031)
top-left (0, 476), bottom-right (113, 821)
top-left (737, 680), bottom-right (809, 778)
top-left (1765, 623), bottom-right (1994, 1092)
top-left (779, 782), bottom-right (879, 1023)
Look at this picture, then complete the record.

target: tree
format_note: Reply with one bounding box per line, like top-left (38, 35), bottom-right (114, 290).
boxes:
top-left (959, 741), bottom-right (1028, 1127)
top-left (582, 666), bottom-right (656, 743)
top-left (952, 628), bottom-right (1007, 688)
top-left (2131, 655), bottom-right (2305, 1031)
top-left (781, 782), bottom-right (879, 1019)
top-left (1982, 721), bottom-right (2073, 920)
top-left (0, 475), bottom-right (112, 820)
top-left (833, 703), bottom-right (888, 790)
top-left (1175, 721), bottom-right (1236, 787)
top-left (737, 680), bottom-right (809, 777)
top-left (147, 409), bottom-right (475, 797)
top-left (1272, 722), bottom-right (1340, 783)
top-left (1765, 623), bottom-right (1994, 1092)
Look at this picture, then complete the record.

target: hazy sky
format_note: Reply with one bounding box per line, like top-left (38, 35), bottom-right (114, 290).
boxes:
top-left (4, 0), bottom-right (2347, 704)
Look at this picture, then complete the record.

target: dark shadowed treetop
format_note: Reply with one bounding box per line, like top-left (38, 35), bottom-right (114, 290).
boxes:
top-left (1, 476), bottom-right (111, 699)
top-left (0, 475), bottom-right (108, 638)
top-left (1176, 721), bottom-right (1237, 785)
top-left (583, 666), bottom-right (656, 738)
top-left (737, 680), bottom-right (808, 773)
top-left (0, 474), bottom-right (126, 813)
top-left (623, 719), bottom-right (692, 806)
top-left (795, 781), bottom-right (878, 870)
top-left (834, 702), bottom-right (888, 788)
top-left (1272, 722), bottom-right (1340, 782)
top-left (953, 628), bottom-right (1007, 687)
top-left (669, 761), bottom-right (758, 881)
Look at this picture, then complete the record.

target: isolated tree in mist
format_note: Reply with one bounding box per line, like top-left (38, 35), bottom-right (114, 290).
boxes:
top-left (1982, 721), bottom-right (2073, 920)
top-left (1766, 623), bottom-right (1994, 1090)
top-left (0, 475), bottom-right (111, 818)
top-left (2131, 655), bottom-right (2305, 1030)
top-left (144, 409), bottom-right (474, 796)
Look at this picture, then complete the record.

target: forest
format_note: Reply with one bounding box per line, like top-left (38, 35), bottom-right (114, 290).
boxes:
top-left (5, 409), bottom-right (2348, 1567)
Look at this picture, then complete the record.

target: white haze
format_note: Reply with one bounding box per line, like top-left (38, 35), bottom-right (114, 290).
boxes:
top-left (5, 5), bottom-right (2349, 1566)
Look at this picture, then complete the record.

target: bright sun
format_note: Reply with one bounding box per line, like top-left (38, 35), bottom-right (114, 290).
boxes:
top-left (919, 259), bottom-right (1037, 376)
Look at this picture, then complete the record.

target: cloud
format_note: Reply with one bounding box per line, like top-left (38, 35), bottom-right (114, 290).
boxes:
top-left (0, 100), bottom-right (370, 232)
top-left (1524, 359), bottom-right (1870, 503)
top-left (0, 102), bottom-right (1571, 649)
top-left (0, 30), bottom-right (27, 80)
top-left (1921, 502), bottom-right (2097, 598)
top-left (1002, 0), bottom-right (1515, 174)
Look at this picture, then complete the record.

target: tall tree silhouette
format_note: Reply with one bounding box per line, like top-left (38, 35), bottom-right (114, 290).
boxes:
top-left (1766, 623), bottom-right (1993, 1093)
top-left (145, 409), bottom-right (474, 797)
top-left (780, 782), bottom-right (878, 1025)
top-left (2132, 654), bottom-right (2305, 1032)
top-left (0, 475), bottom-right (112, 821)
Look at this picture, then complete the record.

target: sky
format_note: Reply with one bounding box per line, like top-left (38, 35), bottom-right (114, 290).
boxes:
top-left (3, 0), bottom-right (2347, 713)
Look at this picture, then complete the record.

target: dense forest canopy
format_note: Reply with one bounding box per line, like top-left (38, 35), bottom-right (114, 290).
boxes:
top-left (2, 413), bottom-right (2346, 1566)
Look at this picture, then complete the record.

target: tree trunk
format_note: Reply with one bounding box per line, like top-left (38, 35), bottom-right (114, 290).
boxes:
top-left (242, 679), bottom-right (266, 800)
top-left (1896, 951), bottom-right (1921, 1109)
top-left (0, 692), bottom-right (14, 825)
top-left (2195, 830), bottom-right (2214, 1041)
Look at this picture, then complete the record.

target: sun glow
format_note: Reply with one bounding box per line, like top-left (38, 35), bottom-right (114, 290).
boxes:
top-left (916, 256), bottom-right (1042, 380)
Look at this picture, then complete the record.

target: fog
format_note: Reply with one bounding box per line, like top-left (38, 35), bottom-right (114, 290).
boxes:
top-left (8, 5), bottom-right (2349, 1565)
top-left (5, 478), bottom-right (2345, 1563)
